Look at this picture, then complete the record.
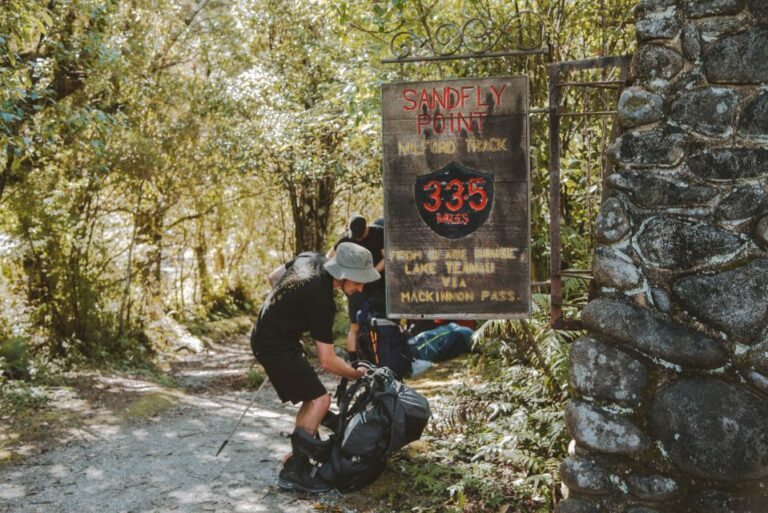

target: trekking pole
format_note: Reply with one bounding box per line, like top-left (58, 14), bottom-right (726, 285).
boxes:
top-left (215, 378), bottom-right (268, 456)
top-left (371, 320), bottom-right (380, 365)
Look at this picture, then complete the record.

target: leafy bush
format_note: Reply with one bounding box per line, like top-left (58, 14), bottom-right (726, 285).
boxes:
top-left (0, 381), bottom-right (49, 411)
top-left (208, 284), bottom-right (256, 318)
top-left (0, 336), bottom-right (32, 380)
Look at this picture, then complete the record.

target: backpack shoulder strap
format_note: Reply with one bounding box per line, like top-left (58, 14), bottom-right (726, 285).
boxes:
top-left (334, 363), bottom-right (377, 434)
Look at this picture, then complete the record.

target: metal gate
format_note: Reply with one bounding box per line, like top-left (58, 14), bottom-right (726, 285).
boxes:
top-left (546, 56), bottom-right (631, 330)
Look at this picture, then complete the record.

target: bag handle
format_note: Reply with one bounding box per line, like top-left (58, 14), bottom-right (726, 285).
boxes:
top-left (336, 360), bottom-right (375, 400)
top-left (334, 360), bottom-right (376, 429)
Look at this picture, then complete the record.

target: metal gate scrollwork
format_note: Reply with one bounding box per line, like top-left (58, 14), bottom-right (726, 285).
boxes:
top-left (384, 10), bottom-right (549, 63)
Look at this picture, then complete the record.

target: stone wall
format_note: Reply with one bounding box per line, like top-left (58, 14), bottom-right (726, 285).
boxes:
top-left (558, 1), bottom-right (768, 512)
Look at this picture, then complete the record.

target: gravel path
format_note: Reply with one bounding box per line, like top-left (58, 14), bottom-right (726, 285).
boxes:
top-left (0, 336), bottom-right (351, 513)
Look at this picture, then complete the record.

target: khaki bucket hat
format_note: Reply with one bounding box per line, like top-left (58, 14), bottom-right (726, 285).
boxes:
top-left (324, 242), bottom-right (380, 284)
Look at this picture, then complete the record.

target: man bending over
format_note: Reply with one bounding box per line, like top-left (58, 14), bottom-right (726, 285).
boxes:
top-left (250, 242), bottom-right (379, 492)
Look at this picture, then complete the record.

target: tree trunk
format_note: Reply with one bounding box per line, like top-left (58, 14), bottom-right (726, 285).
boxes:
top-left (195, 217), bottom-right (213, 304)
top-left (118, 183), bottom-right (145, 336)
top-left (134, 198), bottom-right (165, 318)
top-left (287, 173), bottom-right (336, 254)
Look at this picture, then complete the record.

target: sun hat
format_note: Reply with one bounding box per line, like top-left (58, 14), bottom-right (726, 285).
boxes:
top-left (324, 242), bottom-right (380, 284)
top-left (347, 215), bottom-right (367, 240)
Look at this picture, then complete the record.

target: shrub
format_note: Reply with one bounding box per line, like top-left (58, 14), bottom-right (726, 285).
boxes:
top-left (0, 336), bottom-right (32, 380)
top-left (244, 368), bottom-right (265, 390)
top-left (0, 380), bottom-right (49, 411)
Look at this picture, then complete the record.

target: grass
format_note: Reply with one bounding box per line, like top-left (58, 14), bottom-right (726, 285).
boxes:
top-left (184, 314), bottom-right (254, 342)
top-left (243, 368), bottom-right (266, 390)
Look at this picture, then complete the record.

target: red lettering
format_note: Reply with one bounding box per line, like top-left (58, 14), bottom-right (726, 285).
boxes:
top-left (460, 86), bottom-right (472, 108)
top-left (489, 84), bottom-right (508, 107)
top-left (436, 213), bottom-right (469, 225)
top-left (417, 113), bottom-right (431, 135)
top-left (402, 89), bottom-right (418, 111)
top-left (473, 112), bottom-right (488, 131)
top-left (445, 179), bottom-right (464, 212)
top-left (445, 87), bottom-right (461, 109)
top-left (429, 88), bottom-right (465, 110)
top-left (423, 181), bottom-right (441, 212)
top-left (467, 178), bottom-right (488, 211)
top-left (433, 112), bottom-right (445, 133)
top-left (414, 111), bottom-right (490, 135)
top-left (457, 112), bottom-right (473, 132)
top-left (405, 84), bottom-right (506, 133)
top-left (476, 86), bottom-right (491, 107)
top-left (420, 89), bottom-right (432, 110)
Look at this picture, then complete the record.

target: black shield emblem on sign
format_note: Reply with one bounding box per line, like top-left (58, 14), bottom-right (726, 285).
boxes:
top-left (415, 161), bottom-right (494, 239)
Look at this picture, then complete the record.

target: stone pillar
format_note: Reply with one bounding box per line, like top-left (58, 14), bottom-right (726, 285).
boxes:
top-left (558, 1), bottom-right (768, 512)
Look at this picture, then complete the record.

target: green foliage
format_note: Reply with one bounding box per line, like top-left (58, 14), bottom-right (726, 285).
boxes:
top-left (230, 0), bottom-right (384, 253)
top-left (243, 368), bottom-right (265, 390)
top-left (0, 0), bottom-right (285, 365)
top-left (181, 315), bottom-right (253, 345)
top-left (332, 296), bottom-right (352, 342)
top-left (0, 381), bottom-right (49, 412)
top-left (0, 336), bottom-right (31, 380)
top-left (207, 284), bottom-right (257, 318)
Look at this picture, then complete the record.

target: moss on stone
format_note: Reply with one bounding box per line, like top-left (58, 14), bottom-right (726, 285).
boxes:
top-left (121, 392), bottom-right (179, 420)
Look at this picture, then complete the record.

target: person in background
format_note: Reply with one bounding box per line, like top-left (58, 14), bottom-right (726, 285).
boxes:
top-left (326, 214), bottom-right (385, 362)
top-left (251, 242), bottom-right (379, 493)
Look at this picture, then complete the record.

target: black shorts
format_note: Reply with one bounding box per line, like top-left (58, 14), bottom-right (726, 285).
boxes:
top-left (253, 346), bottom-right (327, 405)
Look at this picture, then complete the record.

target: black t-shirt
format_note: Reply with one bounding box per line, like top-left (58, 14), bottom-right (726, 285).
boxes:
top-left (334, 225), bottom-right (384, 264)
top-left (251, 252), bottom-right (335, 352)
top-left (334, 224), bottom-right (385, 293)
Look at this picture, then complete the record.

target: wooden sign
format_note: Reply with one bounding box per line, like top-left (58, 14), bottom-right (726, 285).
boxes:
top-left (382, 77), bottom-right (530, 319)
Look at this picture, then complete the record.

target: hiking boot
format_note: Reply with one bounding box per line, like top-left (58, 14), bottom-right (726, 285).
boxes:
top-left (277, 455), bottom-right (332, 493)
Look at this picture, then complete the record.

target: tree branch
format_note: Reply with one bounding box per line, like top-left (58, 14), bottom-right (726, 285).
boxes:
top-left (151, 0), bottom-right (212, 73)
top-left (164, 192), bottom-right (261, 230)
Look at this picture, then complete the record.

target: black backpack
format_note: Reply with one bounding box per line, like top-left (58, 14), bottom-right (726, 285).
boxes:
top-left (317, 365), bottom-right (431, 492)
top-left (356, 301), bottom-right (413, 379)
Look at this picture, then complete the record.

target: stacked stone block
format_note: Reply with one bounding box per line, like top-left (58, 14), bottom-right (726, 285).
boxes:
top-left (558, 1), bottom-right (768, 512)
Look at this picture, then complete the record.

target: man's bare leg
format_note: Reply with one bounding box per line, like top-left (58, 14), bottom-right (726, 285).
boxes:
top-left (283, 393), bottom-right (331, 463)
top-left (280, 393), bottom-right (334, 492)
top-left (296, 393), bottom-right (331, 436)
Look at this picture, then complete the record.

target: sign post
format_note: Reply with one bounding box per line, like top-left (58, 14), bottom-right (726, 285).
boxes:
top-left (382, 76), bottom-right (530, 319)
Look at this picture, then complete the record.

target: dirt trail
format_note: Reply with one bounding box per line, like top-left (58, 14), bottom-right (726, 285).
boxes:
top-left (0, 336), bottom-right (353, 513)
